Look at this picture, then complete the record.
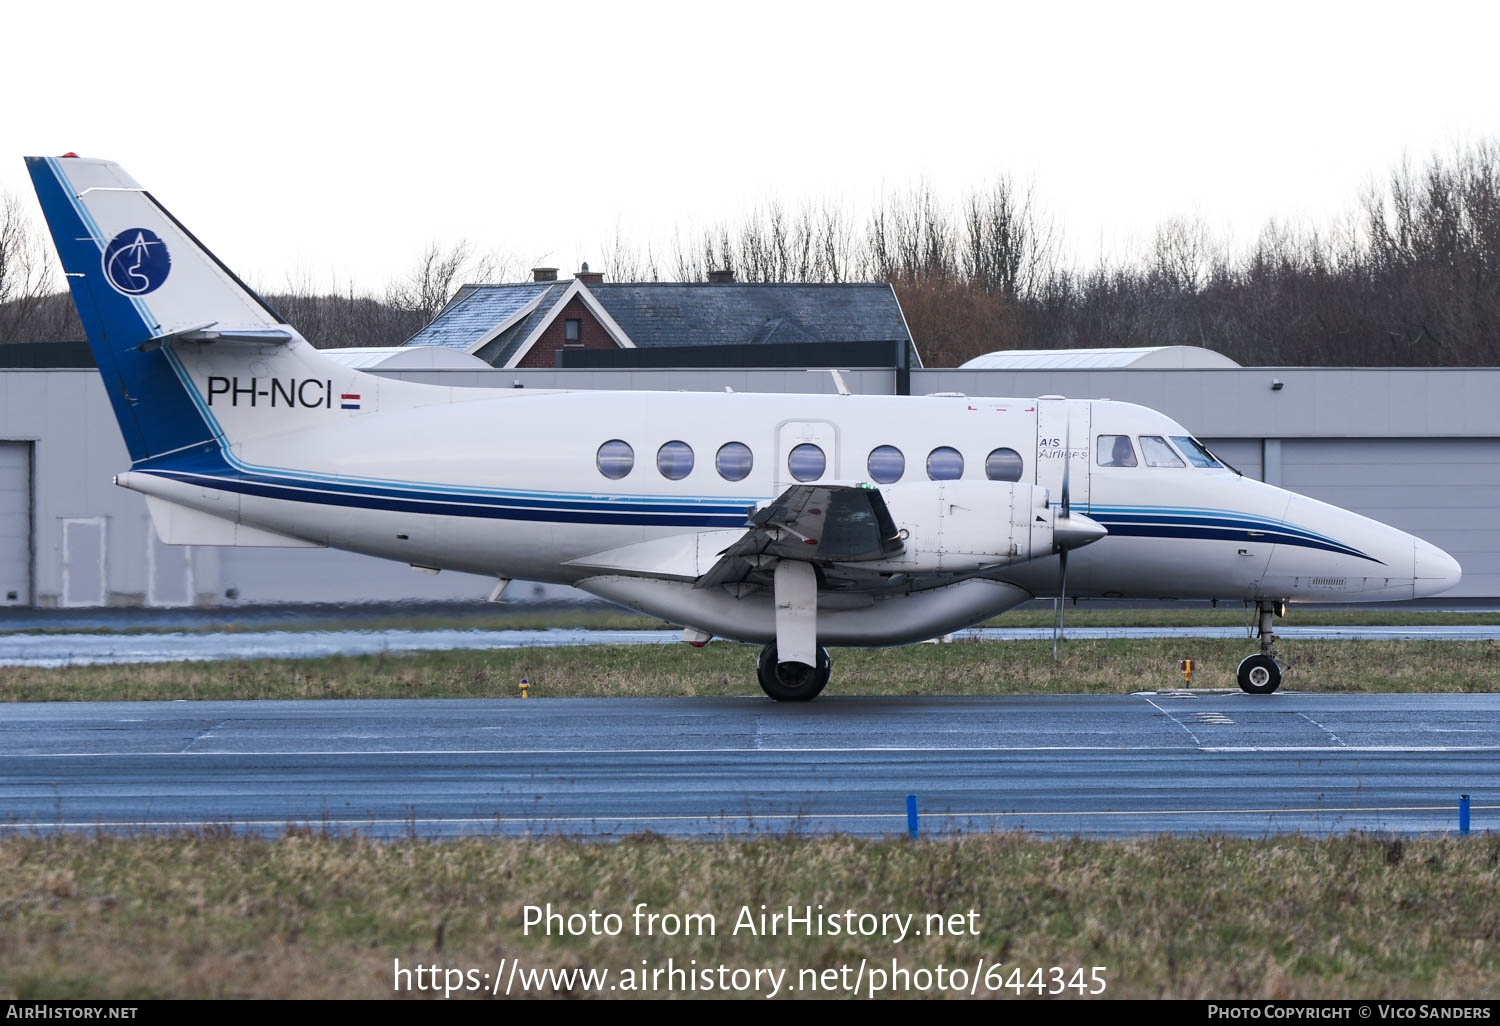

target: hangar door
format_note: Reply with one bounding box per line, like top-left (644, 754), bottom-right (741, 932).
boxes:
top-left (1280, 438), bottom-right (1500, 599)
top-left (0, 441), bottom-right (32, 605)
top-left (1199, 439), bottom-right (1262, 481)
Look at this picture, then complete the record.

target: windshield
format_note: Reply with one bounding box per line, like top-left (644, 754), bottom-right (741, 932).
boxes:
top-left (1170, 436), bottom-right (1222, 469)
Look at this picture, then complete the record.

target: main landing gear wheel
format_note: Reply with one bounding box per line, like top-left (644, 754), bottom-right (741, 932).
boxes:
top-left (1237, 653), bottom-right (1282, 695)
top-left (757, 643), bottom-right (831, 702)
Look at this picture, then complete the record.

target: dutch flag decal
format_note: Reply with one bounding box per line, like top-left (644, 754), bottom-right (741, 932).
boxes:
top-left (341, 393), bottom-right (361, 410)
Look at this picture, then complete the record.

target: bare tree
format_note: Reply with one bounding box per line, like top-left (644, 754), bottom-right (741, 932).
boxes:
top-left (0, 192), bottom-right (60, 341)
top-left (961, 177), bottom-right (1055, 303)
top-left (385, 239), bottom-right (516, 324)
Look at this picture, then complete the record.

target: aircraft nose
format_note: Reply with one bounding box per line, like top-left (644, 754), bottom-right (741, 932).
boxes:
top-left (1413, 537), bottom-right (1462, 598)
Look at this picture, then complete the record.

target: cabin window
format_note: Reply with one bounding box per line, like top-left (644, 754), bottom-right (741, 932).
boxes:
top-left (867, 445), bottom-right (905, 483)
top-left (1096, 435), bottom-right (1138, 468)
top-left (564, 319), bottom-right (581, 342)
top-left (596, 439), bottom-right (634, 479)
top-left (926, 446), bottom-right (964, 480)
top-left (715, 441), bottom-right (753, 481)
top-left (787, 443), bottom-right (826, 482)
top-left (1171, 436), bottom-right (1222, 468)
top-left (656, 440), bottom-right (695, 480)
top-left (984, 447), bottom-right (1023, 482)
top-left (1139, 435), bottom-right (1185, 467)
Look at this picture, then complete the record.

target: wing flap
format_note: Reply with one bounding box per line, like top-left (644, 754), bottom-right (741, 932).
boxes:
top-left (697, 483), bottom-right (905, 590)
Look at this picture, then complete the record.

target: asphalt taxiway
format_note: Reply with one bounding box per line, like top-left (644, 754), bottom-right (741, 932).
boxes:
top-left (1, 693), bottom-right (1493, 838)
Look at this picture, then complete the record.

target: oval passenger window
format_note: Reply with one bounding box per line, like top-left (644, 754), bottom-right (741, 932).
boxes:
top-left (926, 446), bottom-right (964, 480)
top-left (715, 441), bottom-right (753, 481)
top-left (656, 440), bottom-right (695, 480)
top-left (596, 439), bottom-right (634, 480)
top-left (984, 447), bottom-right (1023, 482)
top-left (867, 445), bottom-right (905, 484)
top-left (787, 443), bottom-right (826, 482)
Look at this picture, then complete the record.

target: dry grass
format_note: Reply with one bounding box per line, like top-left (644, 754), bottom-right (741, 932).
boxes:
top-left (2, 637), bottom-right (1497, 703)
top-left (1, 831), bottom-right (1496, 999)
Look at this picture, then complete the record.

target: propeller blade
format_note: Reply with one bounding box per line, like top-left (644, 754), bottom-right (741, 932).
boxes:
top-left (1054, 417), bottom-right (1072, 661)
top-left (1060, 421), bottom-right (1071, 518)
top-left (1053, 547), bottom-right (1068, 660)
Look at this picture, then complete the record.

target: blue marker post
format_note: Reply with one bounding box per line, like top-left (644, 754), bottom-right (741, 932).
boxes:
top-left (1459, 794), bottom-right (1471, 835)
top-left (906, 794), bottom-right (919, 839)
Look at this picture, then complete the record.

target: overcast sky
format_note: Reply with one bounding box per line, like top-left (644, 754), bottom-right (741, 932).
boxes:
top-left (3, 0), bottom-right (1496, 290)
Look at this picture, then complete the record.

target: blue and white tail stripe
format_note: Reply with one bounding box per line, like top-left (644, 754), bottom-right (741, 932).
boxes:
top-left (41, 156), bottom-right (162, 336)
top-left (26, 156), bottom-right (212, 462)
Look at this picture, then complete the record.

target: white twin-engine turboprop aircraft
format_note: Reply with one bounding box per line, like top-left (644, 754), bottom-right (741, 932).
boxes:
top-left (27, 155), bottom-right (1462, 700)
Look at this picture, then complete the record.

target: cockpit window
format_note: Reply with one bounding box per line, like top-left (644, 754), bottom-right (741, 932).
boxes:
top-left (1096, 434), bottom-right (1138, 468)
top-left (1139, 435), bottom-right (1185, 467)
top-left (1171, 435), bottom-right (1222, 468)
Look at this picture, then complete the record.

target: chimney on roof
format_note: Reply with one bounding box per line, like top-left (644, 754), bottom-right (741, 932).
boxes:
top-left (575, 261), bottom-right (604, 286)
top-left (532, 267), bottom-right (559, 282)
top-left (707, 267), bottom-right (735, 284)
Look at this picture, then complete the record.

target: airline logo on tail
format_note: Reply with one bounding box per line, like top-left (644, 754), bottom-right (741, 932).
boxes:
top-left (102, 227), bottom-right (171, 295)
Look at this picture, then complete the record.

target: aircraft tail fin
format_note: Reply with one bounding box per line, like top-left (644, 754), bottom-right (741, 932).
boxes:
top-left (25, 154), bottom-right (298, 463)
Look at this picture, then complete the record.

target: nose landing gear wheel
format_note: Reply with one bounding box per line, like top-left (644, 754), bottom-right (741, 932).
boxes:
top-left (757, 643), bottom-right (831, 701)
top-left (1237, 653), bottom-right (1282, 694)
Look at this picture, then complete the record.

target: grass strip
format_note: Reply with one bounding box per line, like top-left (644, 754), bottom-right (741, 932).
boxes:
top-left (2, 831), bottom-right (1496, 999)
top-left (2, 638), bottom-right (1498, 702)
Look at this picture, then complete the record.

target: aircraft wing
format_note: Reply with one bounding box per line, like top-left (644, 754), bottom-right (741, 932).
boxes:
top-left (697, 483), bottom-right (905, 590)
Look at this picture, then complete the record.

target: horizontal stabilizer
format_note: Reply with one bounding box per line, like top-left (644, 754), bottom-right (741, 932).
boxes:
top-left (139, 324), bottom-right (294, 352)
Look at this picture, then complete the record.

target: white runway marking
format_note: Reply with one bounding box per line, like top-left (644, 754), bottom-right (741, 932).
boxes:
top-left (1141, 695), bottom-right (1206, 746)
top-left (1188, 712), bottom-right (1236, 725)
top-left (1298, 711), bottom-right (1349, 747)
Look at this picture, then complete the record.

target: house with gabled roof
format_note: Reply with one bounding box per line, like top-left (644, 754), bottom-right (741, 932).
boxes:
top-left (402, 266), bottom-right (922, 370)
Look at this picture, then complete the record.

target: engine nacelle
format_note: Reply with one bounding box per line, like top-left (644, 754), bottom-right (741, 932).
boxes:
top-left (838, 480), bottom-right (1055, 574)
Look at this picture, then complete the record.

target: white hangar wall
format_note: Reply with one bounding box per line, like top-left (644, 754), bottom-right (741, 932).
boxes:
top-left (1, 365), bottom-right (1496, 607)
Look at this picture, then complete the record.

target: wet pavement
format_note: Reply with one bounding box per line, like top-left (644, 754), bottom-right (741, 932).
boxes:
top-left (2, 693), bottom-right (1493, 839)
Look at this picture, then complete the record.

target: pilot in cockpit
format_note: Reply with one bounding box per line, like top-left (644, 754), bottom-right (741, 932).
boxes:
top-left (1098, 434), bottom-right (1138, 468)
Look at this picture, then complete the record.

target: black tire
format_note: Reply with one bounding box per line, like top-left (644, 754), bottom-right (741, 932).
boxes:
top-left (1237, 653), bottom-right (1282, 695)
top-left (757, 643), bottom-right (831, 701)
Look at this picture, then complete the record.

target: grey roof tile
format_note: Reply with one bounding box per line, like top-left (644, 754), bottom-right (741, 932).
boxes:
top-left (403, 282), bottom-right (558, 350)
top-left (588, 283), bottom-right (909, 349)
top-left (405, 281), bottom-right (915, 364)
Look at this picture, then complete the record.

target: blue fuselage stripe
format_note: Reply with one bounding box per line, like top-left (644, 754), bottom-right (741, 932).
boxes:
top-left (142, 469), bottom-right (1380, 560)
top-left (1096, 522), bottom-right (1377, 561)
top-left (148, 470), bottom-right (751, 526)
